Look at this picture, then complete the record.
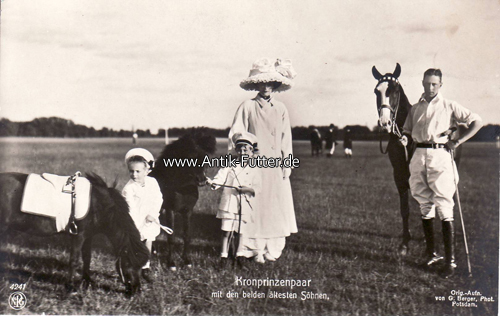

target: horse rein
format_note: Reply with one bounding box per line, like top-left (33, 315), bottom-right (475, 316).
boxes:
top-left (377, 80), bottom-right (408, 162)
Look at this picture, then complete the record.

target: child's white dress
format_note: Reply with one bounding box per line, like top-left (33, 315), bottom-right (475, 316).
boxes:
top-left (122, 176), bottom-right (163, 241)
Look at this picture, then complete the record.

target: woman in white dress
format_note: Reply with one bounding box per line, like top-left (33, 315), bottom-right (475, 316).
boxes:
top-left (229, 58), bottom-right (298, 262)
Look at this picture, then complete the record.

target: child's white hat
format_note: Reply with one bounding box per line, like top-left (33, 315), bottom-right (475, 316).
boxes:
top-left (232, 132), bottom-right (258, 151)
top-left (125, 148), bottom-right (155, 168)
top-left (240, 58), bottom-right (297, 92)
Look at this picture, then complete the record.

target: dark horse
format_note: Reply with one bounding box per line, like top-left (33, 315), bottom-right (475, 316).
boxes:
top-left (372, 64), bottom-right (463, 255)
top-left (372, 64), bottom-right (415, 255)
top-left (0, 172), bottom-right (150, 295)
top-left (149, 130), bottom-right (216, 271)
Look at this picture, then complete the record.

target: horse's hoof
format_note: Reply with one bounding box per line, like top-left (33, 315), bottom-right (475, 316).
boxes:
top-left (81, 279), bottom-right (94, 291)
top-left (65, 284), bottom-right (78, 294)
top-left (398, 243), bottom-right (409, 256)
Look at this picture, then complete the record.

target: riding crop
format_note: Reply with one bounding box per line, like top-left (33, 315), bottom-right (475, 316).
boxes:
top-left (153, 220), bottom-right (173, 235)
top-left (450, 149), bottom-right (472, 277)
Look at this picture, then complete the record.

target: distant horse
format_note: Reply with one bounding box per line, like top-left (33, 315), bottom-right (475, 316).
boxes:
top-left (372, 64), bottom-right (462, 255)
top-left (0, 172), bottom-right (150, 295)
top-left (310, 127), bottom-right (322, 157)
top-left (150, 130), bottom-right (216, 271)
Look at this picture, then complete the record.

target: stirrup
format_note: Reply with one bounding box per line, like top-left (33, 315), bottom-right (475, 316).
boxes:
top-left (68, 222), bottom-right (78, 235)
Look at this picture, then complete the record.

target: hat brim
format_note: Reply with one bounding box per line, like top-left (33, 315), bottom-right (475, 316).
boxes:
top-left (240, 73), bottom-right (293, 92)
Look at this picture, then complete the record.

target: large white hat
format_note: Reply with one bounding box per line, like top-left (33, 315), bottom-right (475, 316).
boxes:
top-left (240, 58), bottom-right (297, 92)
top-left (125, 148), bottom-right (155, 168)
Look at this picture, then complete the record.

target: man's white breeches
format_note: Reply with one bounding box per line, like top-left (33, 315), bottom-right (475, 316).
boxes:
top-left (409, 148), bottom-right (458, 221)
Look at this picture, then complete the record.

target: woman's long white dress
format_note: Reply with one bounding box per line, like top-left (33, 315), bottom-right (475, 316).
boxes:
top-left (229, 94), bottom-right (297, 259)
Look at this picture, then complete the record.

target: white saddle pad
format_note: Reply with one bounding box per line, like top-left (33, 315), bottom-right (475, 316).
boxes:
top-left (21, 173), bottom-right (92, 232)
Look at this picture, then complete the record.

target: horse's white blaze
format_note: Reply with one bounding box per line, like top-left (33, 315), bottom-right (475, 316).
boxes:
top-left (379, 108), bottom-right (392, 132)
top-left (376, 82), bottom-right (392, 131)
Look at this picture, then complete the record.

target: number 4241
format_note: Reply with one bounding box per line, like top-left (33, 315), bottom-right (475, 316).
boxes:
top-left (10, 284), bottom-right (26, 291)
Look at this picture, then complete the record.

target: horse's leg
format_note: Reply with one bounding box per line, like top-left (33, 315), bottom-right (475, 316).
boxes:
top-left (182, 208), bottom-right (193, 268)
top-left (81, 236), bottom-right (95, 290)
top-left (389, 140), bottom-right (412, 255)
top-left (68, 234), bottom-right (85, 292)
top-left (398, 189), bottom-right (411, 253)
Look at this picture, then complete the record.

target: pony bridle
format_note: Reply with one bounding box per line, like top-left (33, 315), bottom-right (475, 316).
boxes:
top-left (376, 76), bottom-right (402, 138)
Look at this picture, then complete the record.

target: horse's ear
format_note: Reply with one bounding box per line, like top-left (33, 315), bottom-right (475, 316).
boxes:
top-left (372, 66), bottom-right (382, 80)
top-left (393, 63), bottom-right (401, 79)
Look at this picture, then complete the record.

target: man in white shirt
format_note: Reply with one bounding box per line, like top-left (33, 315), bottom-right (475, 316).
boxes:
top-left (401, 68), bottom-right (482, 278)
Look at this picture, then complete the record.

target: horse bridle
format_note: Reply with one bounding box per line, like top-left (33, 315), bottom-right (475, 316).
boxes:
top-left (376, 77), bottom-right (406, 158)
top-left (377, 77), bottom-right (403, 136)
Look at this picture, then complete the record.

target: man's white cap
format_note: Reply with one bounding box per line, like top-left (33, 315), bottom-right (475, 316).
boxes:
top-left (125, 148), bottom-right (155, 168)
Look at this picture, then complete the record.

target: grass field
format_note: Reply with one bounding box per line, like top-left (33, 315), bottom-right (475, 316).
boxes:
top-left (0, 137), bottom-right (498, 315)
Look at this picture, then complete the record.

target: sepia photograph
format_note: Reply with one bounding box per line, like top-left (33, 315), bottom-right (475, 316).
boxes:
top-left (0, 0), bottom-right (498, 315)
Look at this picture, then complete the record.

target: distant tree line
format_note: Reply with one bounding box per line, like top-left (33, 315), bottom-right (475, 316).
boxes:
top-left (0, 117), bottom-right (498, 141)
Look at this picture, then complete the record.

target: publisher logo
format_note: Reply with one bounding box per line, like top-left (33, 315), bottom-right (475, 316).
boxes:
top-left (9, 292), bottom-right (27, 310)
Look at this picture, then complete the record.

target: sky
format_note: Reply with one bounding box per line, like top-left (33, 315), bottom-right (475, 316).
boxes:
top-left (1, 0), bottom-right (499, 133)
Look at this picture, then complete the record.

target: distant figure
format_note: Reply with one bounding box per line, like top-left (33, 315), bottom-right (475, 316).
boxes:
top-left (496, 135), bottom-right (500, 149)
top-left (343, 128), bottom-right (353, 158)
top-left (309, 126), bottom-right (322, 157)
top-left (132, 132), bottom-right (138, 144)
top-left (324, 124), bottom-right (337, 157)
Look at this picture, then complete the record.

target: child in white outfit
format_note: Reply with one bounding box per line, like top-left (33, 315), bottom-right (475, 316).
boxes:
top-left (207, 132), bottom-right (261, 269)
top-left (122, 148), bottom-right (163, 282)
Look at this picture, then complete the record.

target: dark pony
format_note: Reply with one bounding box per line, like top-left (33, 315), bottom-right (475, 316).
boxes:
top-left (149, 129), bottom-right (216, 271)
top-left (0, 172), bottom-right (150, 295)
top-left (372, 64), bottom-right (462, 255)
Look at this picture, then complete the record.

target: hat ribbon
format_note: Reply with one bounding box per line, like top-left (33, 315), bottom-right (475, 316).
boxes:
top-left (275, 59), bottom-right (297, 80)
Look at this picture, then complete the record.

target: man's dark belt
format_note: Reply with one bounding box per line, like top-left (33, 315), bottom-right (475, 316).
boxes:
top-left (416, 143), bottom-right (447, 149)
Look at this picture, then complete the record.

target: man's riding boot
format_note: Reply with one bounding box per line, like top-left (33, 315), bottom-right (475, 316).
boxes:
top-left (441, 220), bottom-right (457, 278)
top-left (422, 218), bottom-right (443, 267)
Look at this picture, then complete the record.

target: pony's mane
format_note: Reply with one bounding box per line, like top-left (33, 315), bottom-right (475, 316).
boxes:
top-left (85, 173), bottom-right (149, 269)
top-left (394, 84), bottom-right (412, 128)
top-left (157, 129), bottom-right (216, 161)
